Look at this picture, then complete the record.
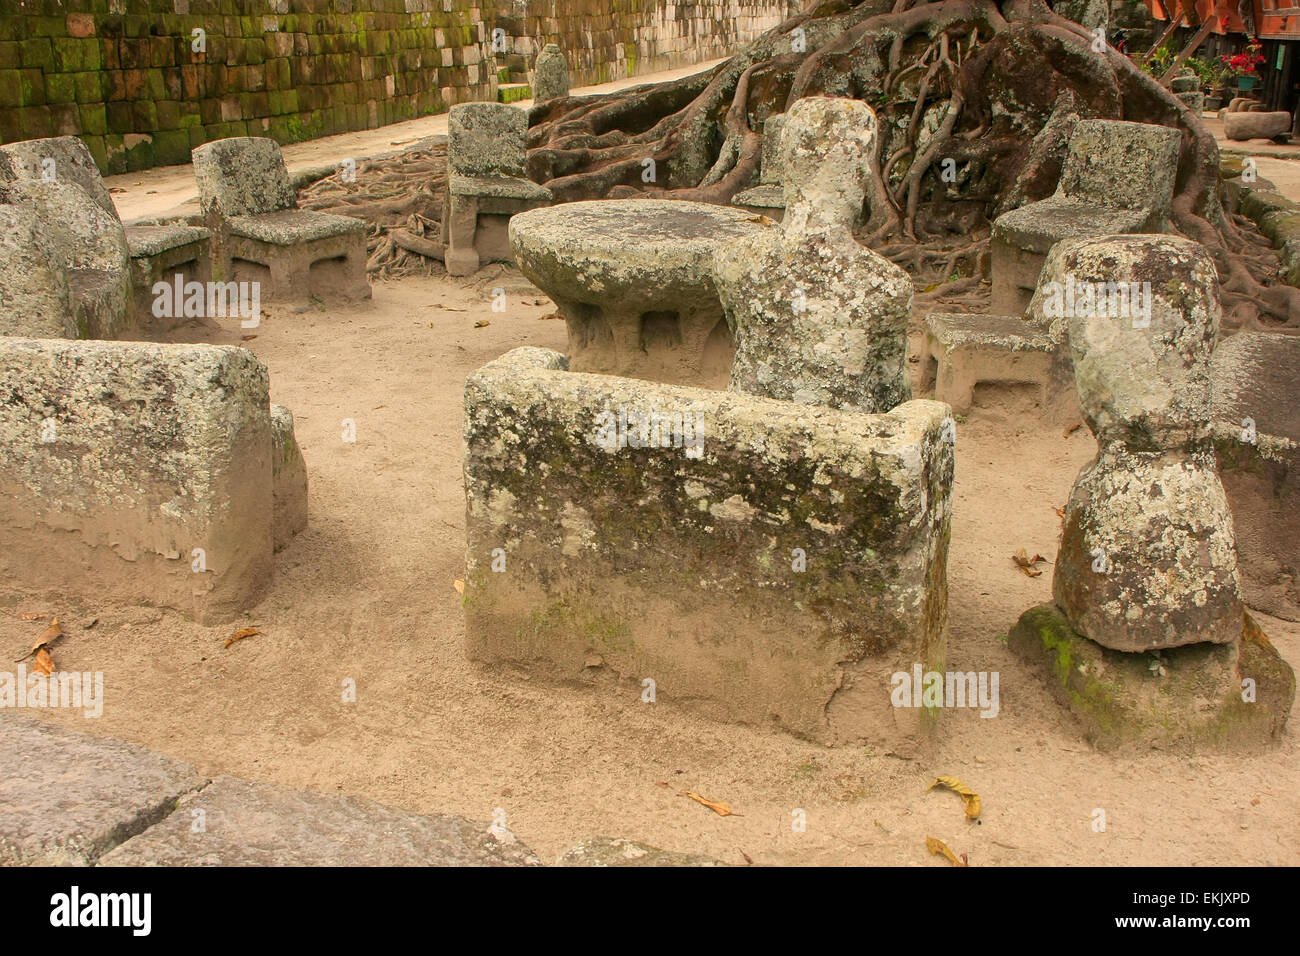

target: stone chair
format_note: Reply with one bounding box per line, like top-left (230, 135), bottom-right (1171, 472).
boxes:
top-left (0, 136), bottom-right (211, 334)
top-left (989, 119), bottom-right (1181, 314)
top-left (192, 137), bottom-right (370, 305)
top-left (732, 114), bottom-right (788, 221)
top-left (0, 166), bottom-right (131, 340)
top-left (442, 102), bottom-right (552, 276)
top-left (921, 312), bottom-right (1058, 415)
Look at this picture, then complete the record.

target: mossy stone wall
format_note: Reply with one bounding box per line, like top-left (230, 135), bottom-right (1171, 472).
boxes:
top-left (0, 0), bottom-right (791, 174)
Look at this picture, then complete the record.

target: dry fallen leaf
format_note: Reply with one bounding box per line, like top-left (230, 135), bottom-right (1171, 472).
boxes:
top-left (745, 214), bottom-right (775, 226)
top-left (681, 791), bottom-right (734, 816)
top-left (1012, 548), bottom-right (1047, 578)
top-left (1063, 421), bottom-right (1084, 437)
top-left (224, 627), bottom-right (260, 649)
top-left (928, 776), bottom-right (981, 820)
top-left (453, 578), bottom-right (465, 594)
top-left (33, 647), bottom-right (54, 677)
top-left (427, 303), bottom-right (466, 312)
top-left (474, 320), bottom-right (490, 328)
top-left (241, 334), bottom-right (258, 341)
top-left (538, 312), bottom-right (564, 321)
top-left (28, 618), bottom-right (62, 655)
top-left (655, 781), bottom-right (670, 788)
top-left (926, 836), bottom-right (969, 866)
top-left (739, 848), bottom-right (754, 865)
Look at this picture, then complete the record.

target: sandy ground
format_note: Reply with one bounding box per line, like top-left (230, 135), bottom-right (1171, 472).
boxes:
top-left (3, 260), bottom-right (1297, 867)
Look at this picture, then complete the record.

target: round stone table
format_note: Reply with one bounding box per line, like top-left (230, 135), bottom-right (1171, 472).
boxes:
top-left (509, 199), bottom-right (766, 387)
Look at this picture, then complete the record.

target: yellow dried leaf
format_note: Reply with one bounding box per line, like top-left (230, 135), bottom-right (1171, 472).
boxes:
top-left (474, 320), bottom-right (490, 328)
top-left (453, 579), bottom-right (465, 594)
top-left (224, 627), bottom-right (260, 649)
top-left (1012, 549), bottom-right (1045, 578)
top-left (30, 617), bottom-right (62, 654)
top-left (33, 647), bottom-right (54, 677)
top-left (928, 776), bottom-right (981, 819)
top-left (926, 836), bottom-right (969, 866)
top-left (682, 791), bottom-right (733, 816)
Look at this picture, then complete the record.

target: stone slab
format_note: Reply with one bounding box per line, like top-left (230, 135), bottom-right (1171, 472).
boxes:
top-left (0, 714), bottom-right (206, 866)
top-left (555, 837), bottom-right (726, 866)
top-left (100, 776), bottom-right (542, 866)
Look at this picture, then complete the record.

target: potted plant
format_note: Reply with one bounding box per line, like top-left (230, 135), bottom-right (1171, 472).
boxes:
top-left (1221, 36), bottom-right (1266, 92)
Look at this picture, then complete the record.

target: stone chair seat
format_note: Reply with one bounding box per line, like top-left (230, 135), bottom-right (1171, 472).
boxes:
top-left (449, 174), bottom-right (552, 202)
top-left (125, 223), bottom-right (212, 259)
top-left (991, 198), bottom-right (1150, 255)
top-left (228, 209), bottom-right (367, 246)
top-left (923, 311), bottom-right (1058, 414)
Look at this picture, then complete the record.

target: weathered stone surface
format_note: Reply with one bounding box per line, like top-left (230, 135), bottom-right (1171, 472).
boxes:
top-left (448, 102), bottom-right (528, 179)
top-left (228, 209), bottom-right (367, 245)
top-left (532, 43), bottom-right (570, 103)
top-left (192, 137), bottom-right (296, 219)
top-left (1008, 604), bottom-right (1293, 752)
top-left (0, 198), bottom-right (74, 338)
top-left (922, 312), bottom-right (1065, 416)
top-left (1170, 73), bottom-right (1199, 94)
top-left (100, 776), bottom-right (541, 866)
top-left (556, 837), bottom-right (726, 867)
top-left (718, 97), bottom-right (912, 413)
top-left (510, 200), bottom-right (762, 386)
top-left (1054, 447), bottom-right (1243, 650)
top-left (0, 714), bottom-right (206, 866)
top-left (732, 115), bottom-right (788, 212)
top-left (1, 178), bottom-right (131, 339)
top-left (991, 119), bottom-right (1181, 314)
top-left (193, 137), bottom-right (369, 303)
top-left (1223, 110), bottom-right (1292, 141)
top-left (0, 135), bottom-right (117, 217)
top-left (1056, 120), bottom-right (1182, 220)
top-left (463, 347), bottom-right (953, 747)
top-left (1040, 236), bottom-right (1243, 651)
top-left (1047, 235), bottom-right (1220, 449)
top-left (0, 339), bottom-right (274, 624)
top-left (271, 403), bottom-right (308, 552)
top-left (759, 113), bottom-right (787, 183)
top-left (1211, 331), bottom-right (1300, 621)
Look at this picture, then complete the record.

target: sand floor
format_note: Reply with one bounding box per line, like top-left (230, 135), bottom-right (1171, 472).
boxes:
top-left (3, 260), bottom-right (1296, 867)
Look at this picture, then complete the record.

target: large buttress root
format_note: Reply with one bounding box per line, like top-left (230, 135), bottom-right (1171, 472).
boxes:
top-left (524, 0), bottom-right (1300, 328)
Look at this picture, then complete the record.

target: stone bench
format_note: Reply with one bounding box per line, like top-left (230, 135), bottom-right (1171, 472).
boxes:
top-left (922, 312), bottom-right (1058, 414)
top-left (0, 338), bottom-right (306, 623)
top-left (462, 346), bottom-right (953, 748)
top-left (990, 119), bottom-right (1181, 315)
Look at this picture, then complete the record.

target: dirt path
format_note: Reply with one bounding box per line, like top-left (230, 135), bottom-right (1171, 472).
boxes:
top-left (3, 264), bottom-right (1295, 866)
